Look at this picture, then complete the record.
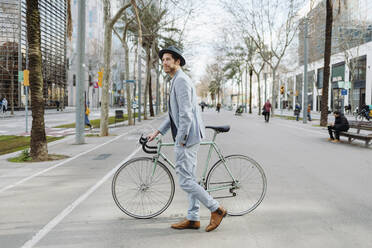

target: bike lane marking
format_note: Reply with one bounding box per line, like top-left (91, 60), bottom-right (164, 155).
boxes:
top-left (21, 145), bottom-right (141, 248)
top-left (0, 119), bottom-right (158, 194)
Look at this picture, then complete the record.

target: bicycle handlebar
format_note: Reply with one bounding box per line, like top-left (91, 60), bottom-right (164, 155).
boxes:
top-left (139, 135), bottom-right (158, 154)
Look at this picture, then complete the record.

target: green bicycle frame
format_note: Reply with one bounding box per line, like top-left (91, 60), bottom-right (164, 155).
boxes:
top-left (151, 131), bottom-right (238, 192)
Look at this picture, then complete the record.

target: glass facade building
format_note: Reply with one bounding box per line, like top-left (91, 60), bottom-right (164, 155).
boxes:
top-left (0, 0), bottom-right (67, 109)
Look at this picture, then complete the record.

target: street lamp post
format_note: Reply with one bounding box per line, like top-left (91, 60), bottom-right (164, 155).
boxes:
top-left (249, 68), bottom-right (253, 114)
top-left (264, 72), bottom-right (267, 101)
top-left (137, 41), bottom-right (142, 122)
top-left (75, 0), bottom-right (86, 144)
top-left (303, 18), bottom-right (309, 124)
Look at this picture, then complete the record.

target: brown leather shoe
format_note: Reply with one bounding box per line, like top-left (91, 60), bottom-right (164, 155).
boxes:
top-left (205, 206), bottom-right (227, 232)
top-left (331, 139), bottom-right (340, 143)
top-left (171, 219), bottom-right (200, 230)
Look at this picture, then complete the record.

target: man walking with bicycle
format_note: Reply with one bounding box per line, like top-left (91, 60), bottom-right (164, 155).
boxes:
top-left (148, 46), bottom-right (227, 232)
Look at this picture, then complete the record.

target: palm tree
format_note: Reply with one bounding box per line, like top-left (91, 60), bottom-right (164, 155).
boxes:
top-left (26, 0), bottom-right (48, 160)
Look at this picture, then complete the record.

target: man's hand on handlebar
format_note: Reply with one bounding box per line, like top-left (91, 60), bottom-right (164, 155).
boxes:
top-left (147, 130), bottom-right (160, 142)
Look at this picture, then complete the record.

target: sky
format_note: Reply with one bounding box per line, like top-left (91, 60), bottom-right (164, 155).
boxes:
top-left (180, 0), bottom-right (229, 82)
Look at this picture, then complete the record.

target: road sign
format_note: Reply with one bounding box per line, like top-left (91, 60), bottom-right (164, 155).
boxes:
top-left (18, 71), bottom-right (23, 83)
top-left (341, 89), bottom-right (347, 96)
top-left (337, 81), bottom-right (351, 89)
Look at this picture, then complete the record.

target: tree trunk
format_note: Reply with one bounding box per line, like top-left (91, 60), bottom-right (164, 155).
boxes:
top-left (143, 45), bottom-right (151, 120)
top-left (320, 0), bottom-right (333, 127)
top-left (148, 73), bottom-right (154, 117)
top-left (249, 69), bottom-right (252, 114)
top-left (26, 0), bottom-right (48, 160)
top-left (237, 81), bottom-right (240, 106)
top-left (147, 46), bottom-right (154, 117)
top-left (100, 2), bottom-right (113, 136)
top-left (163, 76), bottom-right (168, 112)
top-left (271, 67), bottom-right (276, 116)
top-left (245, 65), bottom-right (248, 112)
top-left (257, 74), bottom-right (262, 115)
top-left (123, 41), bottom-right (133, 125)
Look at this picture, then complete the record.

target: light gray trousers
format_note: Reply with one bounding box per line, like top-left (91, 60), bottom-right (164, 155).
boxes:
top-left (174, 143), bottom-right (219, 221)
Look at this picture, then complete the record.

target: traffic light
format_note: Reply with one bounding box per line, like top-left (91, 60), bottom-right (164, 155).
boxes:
top-left (98, 70), bottom-right (103, 87)
top-left (23, 70), bottom-right (29, 86)
top-left (280, 85), bottom-right (284, 95)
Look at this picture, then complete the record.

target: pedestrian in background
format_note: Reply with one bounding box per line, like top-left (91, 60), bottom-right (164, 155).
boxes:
top-left (56, 100), bottom-right (60, 111)
top-left (2, 97), bottom-right (8, 113)
top-left (263, 99), bottom-right (271, 123)
top-left (328, 111), bottom-right (349, 143)
top-left (307, 104), bottom-right (312, 121)
top-left (85, 104), bottom-right (92, 130)
top-left (216, 103), bottom-right (221, 113)
top-left (294, 103), bottom-right (301, 121)
top-left (201, 103), bottom-right (205, 112)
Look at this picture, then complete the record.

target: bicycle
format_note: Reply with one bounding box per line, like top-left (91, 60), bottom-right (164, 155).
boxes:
top-left (112, 125), bottom-right (267, 219)
top-left (355, 108), bottom-right (370, 121)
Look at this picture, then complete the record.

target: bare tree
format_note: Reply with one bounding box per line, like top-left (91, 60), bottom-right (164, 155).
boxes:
top-left (320, 0), bottom-right (346, 126)
top-left (223, 0), bottom-right (300, 115)
top-left (113, 12), bottom-right (136, 125)
top-left (100, 0), bottom-right (132, 136)
top-left (206, 61), bottom-right (225, 104)
top-left (130, 0), bottom-right (193, 119)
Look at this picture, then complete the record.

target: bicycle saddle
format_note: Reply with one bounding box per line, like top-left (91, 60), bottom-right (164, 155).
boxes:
top-left (205, 125), bottom-right (230, 133)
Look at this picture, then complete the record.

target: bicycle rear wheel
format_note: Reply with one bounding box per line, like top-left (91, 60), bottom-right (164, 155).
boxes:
top-left (206, 154), bottom-right (266, 216)
top-left (112, 157), bottom-right (175, 219)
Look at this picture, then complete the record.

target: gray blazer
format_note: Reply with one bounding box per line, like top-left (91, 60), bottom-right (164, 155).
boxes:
top-left (158, 69), bottom-right (205, 147)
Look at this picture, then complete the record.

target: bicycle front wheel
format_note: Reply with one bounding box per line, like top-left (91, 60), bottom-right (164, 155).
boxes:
top-left (206, 155), bottom-right (267, 216)
top-left (112, 157), bottom-right (175, 219)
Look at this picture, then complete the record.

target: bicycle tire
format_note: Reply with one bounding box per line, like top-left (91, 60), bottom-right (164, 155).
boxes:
top-left (112, 157), bottom-right (175, 219)
top-left (206, 154), bottom-right (267, 216)
top-left (357, 114), bottom-right (364, 121)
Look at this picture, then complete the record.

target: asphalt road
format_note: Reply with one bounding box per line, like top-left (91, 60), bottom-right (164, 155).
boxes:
top-left (1, 109), bottom-right (371, 248)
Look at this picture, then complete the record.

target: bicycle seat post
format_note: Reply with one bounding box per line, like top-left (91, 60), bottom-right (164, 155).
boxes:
top-left (212, 131), bottom-right (218, 142)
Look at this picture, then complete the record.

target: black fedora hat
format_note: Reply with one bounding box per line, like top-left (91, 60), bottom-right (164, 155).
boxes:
top-left (159, 46), bottom-right (186, 66)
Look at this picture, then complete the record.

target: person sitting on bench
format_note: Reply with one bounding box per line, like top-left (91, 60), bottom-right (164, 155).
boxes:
top-left (328, 111), bottom-right (349, 143)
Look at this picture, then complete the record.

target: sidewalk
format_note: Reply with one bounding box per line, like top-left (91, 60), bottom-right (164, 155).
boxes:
top-left (0, 114), bottom-right (164, 161)
top-left (0, 106), bottom-right (128, 119)
top-left (0, 107), bottom-right (76, 119)
top-left (0, 107), bottom-right (133, 136)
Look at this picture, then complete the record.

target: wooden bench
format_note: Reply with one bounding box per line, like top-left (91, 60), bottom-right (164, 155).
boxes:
top-left (339, 120), bottom-right (372, 147)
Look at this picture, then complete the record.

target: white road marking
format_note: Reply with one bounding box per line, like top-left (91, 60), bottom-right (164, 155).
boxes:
top-left (21, 146), bottom-right (141, 248)
top-left (0, 131), bottom-right (130, 194)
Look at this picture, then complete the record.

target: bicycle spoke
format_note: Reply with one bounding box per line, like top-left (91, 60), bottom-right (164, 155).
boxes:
top-left (112, 157), bottom-right (175, 219)
top-left (206, 155), bottom-right (266, 216)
